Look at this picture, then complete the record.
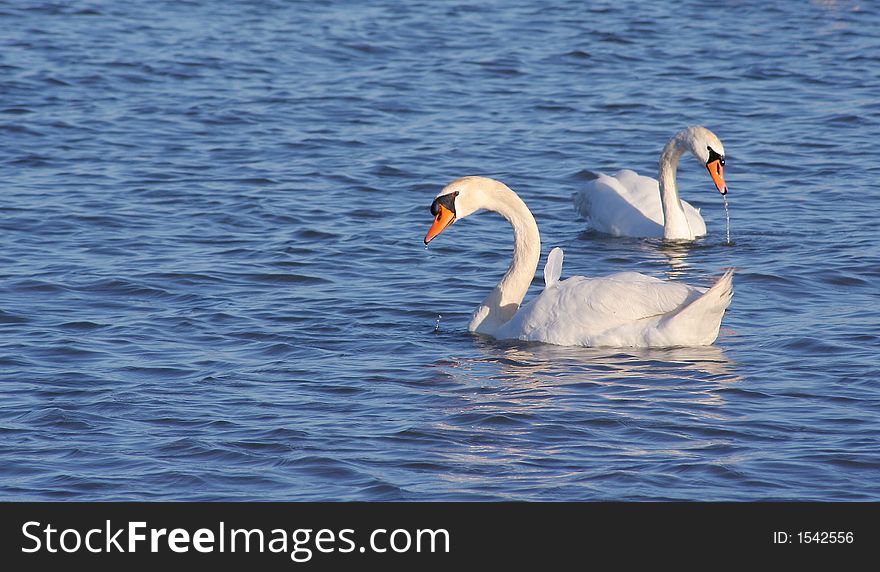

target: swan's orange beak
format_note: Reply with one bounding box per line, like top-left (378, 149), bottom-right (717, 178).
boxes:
top-left (424, 204), bottom-right (455, 244)
top-left (706, 159), bottom-right (728, 196)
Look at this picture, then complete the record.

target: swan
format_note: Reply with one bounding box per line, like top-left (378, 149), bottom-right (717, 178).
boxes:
top-left (425, 176), bottom-right (733, 348)
top-left (573, 126), bottom-right (728, 240)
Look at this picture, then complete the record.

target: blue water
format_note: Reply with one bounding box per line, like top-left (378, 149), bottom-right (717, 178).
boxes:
top-left (1, 0), bottom-right (879, 501)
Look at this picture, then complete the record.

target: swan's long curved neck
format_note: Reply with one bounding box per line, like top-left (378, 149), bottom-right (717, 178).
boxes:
top-left (468, 182), bottom-right (541, 334)
top-left (658, 134), bottom-right (694, 240)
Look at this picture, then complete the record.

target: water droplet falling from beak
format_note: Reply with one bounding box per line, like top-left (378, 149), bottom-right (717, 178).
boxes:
top-left (722, 194), bottom-right (731, 245)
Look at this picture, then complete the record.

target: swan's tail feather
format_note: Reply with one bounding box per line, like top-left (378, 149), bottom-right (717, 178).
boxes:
top-left (658, 269), bottom-right (734, 345)
top-left (573, 189), bottom-right (591, 219)
top-left (573, 172), bottom-right (604, 220)
top-left (678, 268), bottom-right (734, 318)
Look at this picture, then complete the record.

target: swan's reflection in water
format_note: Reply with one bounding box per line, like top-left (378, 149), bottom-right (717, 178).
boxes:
top-left (656, 241), bottom-right (695, 279)
top-left (432, 334), bottom-right (743, 409)
top-left (631, 238), bottom-right (698, 280)
top-left (471, 336), bottom-right (739, 383)
top-left (575, 231), bottom-right (702, 281)
top-left (424, 337), bottom-right (746, 496)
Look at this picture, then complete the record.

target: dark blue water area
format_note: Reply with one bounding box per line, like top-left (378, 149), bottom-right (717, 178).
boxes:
top-left (1, 0), bottom-right (879, 500)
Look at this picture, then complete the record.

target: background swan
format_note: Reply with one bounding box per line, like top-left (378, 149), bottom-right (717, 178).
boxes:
top-left (425, 176), bottom-right (734, 348)
top-left (573, 126), bottom-right (728, 240)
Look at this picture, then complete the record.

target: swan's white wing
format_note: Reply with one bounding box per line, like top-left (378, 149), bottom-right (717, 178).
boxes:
top-left (543, 247), bottom-right (563, 289)
top-left (573, 170), bottom-right (664, 237)
top-left (496, 271), bottom-right (704, 346)
top-left (681, 200), bottom-right (706, 237)
top-left (573, 169), bottom-right (706, 238)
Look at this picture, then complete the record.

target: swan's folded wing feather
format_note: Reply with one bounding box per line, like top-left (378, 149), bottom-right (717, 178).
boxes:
top-left (558, 273), bottom-right (700, 321)
top-left (681, 199), bottom-right (707, 237)
top-left (574, 170), bottom-right (664, 237)
top-left (615, 169), bottom-right (706, 237)
top-left (574, 169), bottom-right (708, 238)
top-left (543, 247), bottom-right (564, 289)
top-left (497, 272), bottom-right (702, 345)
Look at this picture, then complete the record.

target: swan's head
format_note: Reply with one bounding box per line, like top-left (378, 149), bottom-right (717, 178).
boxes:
top-left (424, 176), bottom-right (496, 244)
top-left (683, 126), bottom-right (728, 196)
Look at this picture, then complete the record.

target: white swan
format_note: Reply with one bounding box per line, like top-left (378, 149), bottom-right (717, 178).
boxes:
top-left (425, 176), bottom-right (733, 348)
top-left (573, 126), bottom-right (728, 240)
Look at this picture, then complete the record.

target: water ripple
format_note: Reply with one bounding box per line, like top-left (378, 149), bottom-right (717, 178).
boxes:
top-left (0, 0), bottom-right (878, 501)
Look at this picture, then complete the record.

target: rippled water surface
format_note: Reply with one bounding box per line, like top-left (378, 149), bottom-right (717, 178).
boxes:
top-left (2, 0), bottom-right (879, 500)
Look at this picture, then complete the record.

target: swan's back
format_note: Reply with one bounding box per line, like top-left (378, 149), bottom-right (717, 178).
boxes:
top-left (496, 272), bottom-right (703, 347)
top-left (574, 170), bottom-right (705, 238)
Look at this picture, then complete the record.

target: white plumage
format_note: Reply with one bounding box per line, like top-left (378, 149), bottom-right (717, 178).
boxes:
top-left (425, 176), bottom-right (734, 348)
top-left (574, 126), bottom-right (728, 240)
top-left (573, 169), bottom-right (706, 238)
top-left (497, 268), bottom-right (733, 347)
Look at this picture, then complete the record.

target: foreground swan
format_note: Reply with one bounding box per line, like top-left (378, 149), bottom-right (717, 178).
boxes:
top-left (573, 126), bottom-right (728, 240)
top-left (425, 177), bottom-right (733, 347)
